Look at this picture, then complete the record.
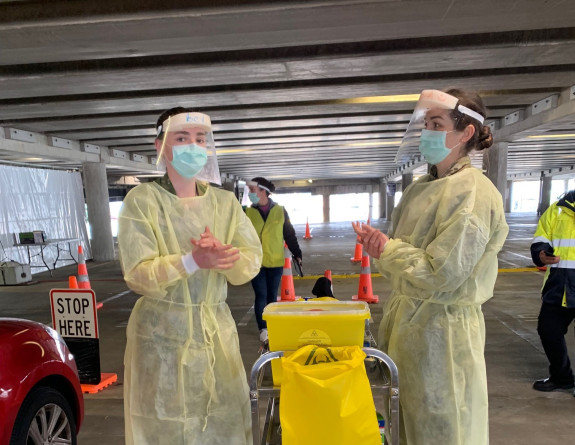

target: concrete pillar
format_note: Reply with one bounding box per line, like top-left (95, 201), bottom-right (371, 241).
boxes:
top-left (505, 180), bottom-right (512, 213)
top-left (401, 173), bottom-right (413, 191)
top-left (322, 193), bottom-right (330, 223)
top-left (379, 182), bottom-right (387, 219)
top-left (82, 162), bottom-right (115, 261)
top-left (386, 183), bottom-right (396, 220)
top-left (483, 142), bottom-right (508, 198)
top-left (368, 192), bottom-right (373, 221)
top-left (538, 175), bottom-right (553, 215)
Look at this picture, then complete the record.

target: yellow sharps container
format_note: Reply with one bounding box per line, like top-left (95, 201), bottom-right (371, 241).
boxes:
top-left (263, 300), bottom-right (371, 385)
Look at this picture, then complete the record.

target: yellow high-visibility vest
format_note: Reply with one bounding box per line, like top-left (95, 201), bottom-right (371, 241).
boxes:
top-left (533, 202), bottom-right (575, 307)
top-left (246, 205), bottom-right (285, 268)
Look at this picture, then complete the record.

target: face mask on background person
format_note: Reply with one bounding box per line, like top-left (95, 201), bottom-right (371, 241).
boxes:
top-left (170, 144), bottom-right (208, 178)
top-left (248, 193), bottom-right (260, 205)
top-left (418, 129), bottom-right (460, 165)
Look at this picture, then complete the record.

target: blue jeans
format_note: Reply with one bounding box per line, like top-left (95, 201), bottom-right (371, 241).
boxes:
top-left (252, 267), bottom-right (283, 330)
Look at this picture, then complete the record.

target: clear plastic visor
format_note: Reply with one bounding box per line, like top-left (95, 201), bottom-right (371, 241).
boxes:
top-left (394, 90), bottom-right (484, 164)
top-left (157, 112), bottom-right (221, 185)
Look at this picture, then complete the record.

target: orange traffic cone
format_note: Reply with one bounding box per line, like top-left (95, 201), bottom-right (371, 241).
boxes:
top-left (350, 236), bottom-right (363, 263)
top-left (278, 243), bottom-right (297, 301)
top-left (303, 218), bottom-right (312, 240)
top-left (324, 269), bottom-right (334, 294)
top-left (68, 276), bottom-right (79, 289)
top-left (77, 245), bottom-right (91, 289)
top-left (352, 252), bottom-right (379, 303)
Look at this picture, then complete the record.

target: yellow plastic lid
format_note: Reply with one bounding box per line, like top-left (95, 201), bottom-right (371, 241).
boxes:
top-left (263, 301), bottom-right (370, 319)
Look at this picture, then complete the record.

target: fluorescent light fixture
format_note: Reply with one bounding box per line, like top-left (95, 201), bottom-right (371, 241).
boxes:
top-left (338, 94), bottom-right (420, 104)
top-left (216, 148), bottom-right (254, 154)
top-left (527, 133), bottom-right (575, 139)
top-left (345, 140), bottom-right (401, 147)
top-left (342, 162), bottom-right (374, 167)
top-left (20, 157), bottom-right (44, 161)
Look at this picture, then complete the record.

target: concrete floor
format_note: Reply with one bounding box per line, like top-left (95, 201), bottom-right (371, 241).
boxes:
top-left (1, 213), bottom-right (573, 444)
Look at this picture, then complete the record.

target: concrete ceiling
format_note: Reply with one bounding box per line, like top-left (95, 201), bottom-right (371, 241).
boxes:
top-left (1, 0), bottom-right (575, 185)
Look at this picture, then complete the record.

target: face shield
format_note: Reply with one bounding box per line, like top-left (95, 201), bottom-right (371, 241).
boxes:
top-left (241, 181), bottom-right (255, 206)
top-left (243, 180), bottom-right (271, 205)
top-left (394, 90), bottom-right (485, 164)
top-left (156, 111), bottom-right (221, 185)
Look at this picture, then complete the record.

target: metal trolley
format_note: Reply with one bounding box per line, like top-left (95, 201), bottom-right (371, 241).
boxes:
top-left (249, 347), bottom-right (399, 445)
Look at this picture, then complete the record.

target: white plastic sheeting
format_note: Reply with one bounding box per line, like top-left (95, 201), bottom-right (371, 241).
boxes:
top-left (0, 165), bottom-right (90, 274)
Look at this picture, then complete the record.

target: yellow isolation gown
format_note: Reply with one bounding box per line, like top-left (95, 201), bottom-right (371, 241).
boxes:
top-left (118, 180), bottom-right (262, 445)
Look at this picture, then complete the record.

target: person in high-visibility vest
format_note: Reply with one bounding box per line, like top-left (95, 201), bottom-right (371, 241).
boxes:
top-left (245, 177), bottom-right (302, 344)
top-left (530, 191), bottom-right (575, 392)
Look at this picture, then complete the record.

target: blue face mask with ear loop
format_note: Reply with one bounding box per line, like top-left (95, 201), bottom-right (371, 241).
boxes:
top-left (418, 129), bottom-right (460, 165)
top-left (170, 144), bottom-right (208, 178)
top-left (248, 193), bottom-right (260, 204)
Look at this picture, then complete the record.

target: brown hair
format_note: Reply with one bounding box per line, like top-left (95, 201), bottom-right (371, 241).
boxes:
top-left (445, 88), bottom-right (493, 152)
top-left (251, 177), bottom-right (275, 196)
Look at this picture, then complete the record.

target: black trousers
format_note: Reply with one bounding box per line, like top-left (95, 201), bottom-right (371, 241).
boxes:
top-left (537, 302), bottom-right (575, 383)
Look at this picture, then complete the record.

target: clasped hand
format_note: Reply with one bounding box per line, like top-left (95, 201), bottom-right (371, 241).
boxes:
top-left (191, 226), bottom-right (240, 270)
top-left (351, 221), bottom-right (389, 258)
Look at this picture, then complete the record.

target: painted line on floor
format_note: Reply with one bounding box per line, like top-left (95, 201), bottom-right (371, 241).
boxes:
top-left (497, 257), bottom-right (522, 268)
top-left (99, 289), bottom-right (132, 304)
top-left (492, 313), bottom-right (544, 354)
top-left (294, 266), bottom-right (541, 280)
top-left (294, 273), bottom-right (367, 280)
top-left (84, 260), bottom-right (117, 270)
top-left (498, 267), bottom-right (540, 273)
top-left (503, 251), bottom-right (533, 261)
top-left (238, 304), bottom-right (255, 327)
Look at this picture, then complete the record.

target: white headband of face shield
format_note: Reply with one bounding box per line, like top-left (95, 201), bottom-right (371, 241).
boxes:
top-left (457, 104), bottom-right (485, 124)
top-left (156, 112), bottom-right (212, 137)
top-left (247, 180), bottom-right (271, 193)
top-left (156, 112), bottom-right (213, 165)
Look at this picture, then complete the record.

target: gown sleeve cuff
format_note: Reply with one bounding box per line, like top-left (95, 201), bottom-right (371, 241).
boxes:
top-left (182, 252), bottom-right (200, 274)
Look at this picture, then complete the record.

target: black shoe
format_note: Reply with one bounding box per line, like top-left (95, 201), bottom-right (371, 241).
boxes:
top-left (533, 378), bottom-right (575, 392)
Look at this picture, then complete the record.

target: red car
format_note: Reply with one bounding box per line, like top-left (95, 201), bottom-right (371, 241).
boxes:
top-left (0, 318), bottom-right (84, 445)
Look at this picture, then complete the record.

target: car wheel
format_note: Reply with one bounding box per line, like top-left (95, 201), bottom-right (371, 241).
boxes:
top-left (9, 386), bottom-right (77, 445)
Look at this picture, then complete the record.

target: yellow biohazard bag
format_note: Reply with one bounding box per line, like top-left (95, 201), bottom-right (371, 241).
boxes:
top-left (279, 345), bottom-right (381, 445)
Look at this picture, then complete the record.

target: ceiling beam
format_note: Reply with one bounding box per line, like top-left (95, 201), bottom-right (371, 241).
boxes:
top-left (0, 126), bottom-right (162, 174)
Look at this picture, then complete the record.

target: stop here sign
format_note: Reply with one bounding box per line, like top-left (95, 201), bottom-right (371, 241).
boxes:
top-left (50, 289), bottom-right (99, 339)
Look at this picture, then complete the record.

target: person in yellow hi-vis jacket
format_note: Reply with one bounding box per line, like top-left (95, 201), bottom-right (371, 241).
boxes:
top-left (245, 177), bottom-right (302, 344)
top-left (352, 88), bottom-right (509, 445)
top-left (118, 107), bottom-right (262, 445)
top-left (530, 190), bottom-right (575, 392)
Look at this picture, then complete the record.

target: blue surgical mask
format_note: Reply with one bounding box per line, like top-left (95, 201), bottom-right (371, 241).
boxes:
top-left (418, 129), bottom-right (457, 165)
top-left (248, 193), bottom-right (260, 205)
top-left (170, 144), bottom-right (208, 178)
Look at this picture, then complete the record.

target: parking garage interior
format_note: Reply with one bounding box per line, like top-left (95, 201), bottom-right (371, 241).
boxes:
top-left (1, 1), bottom-right (575, 444)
